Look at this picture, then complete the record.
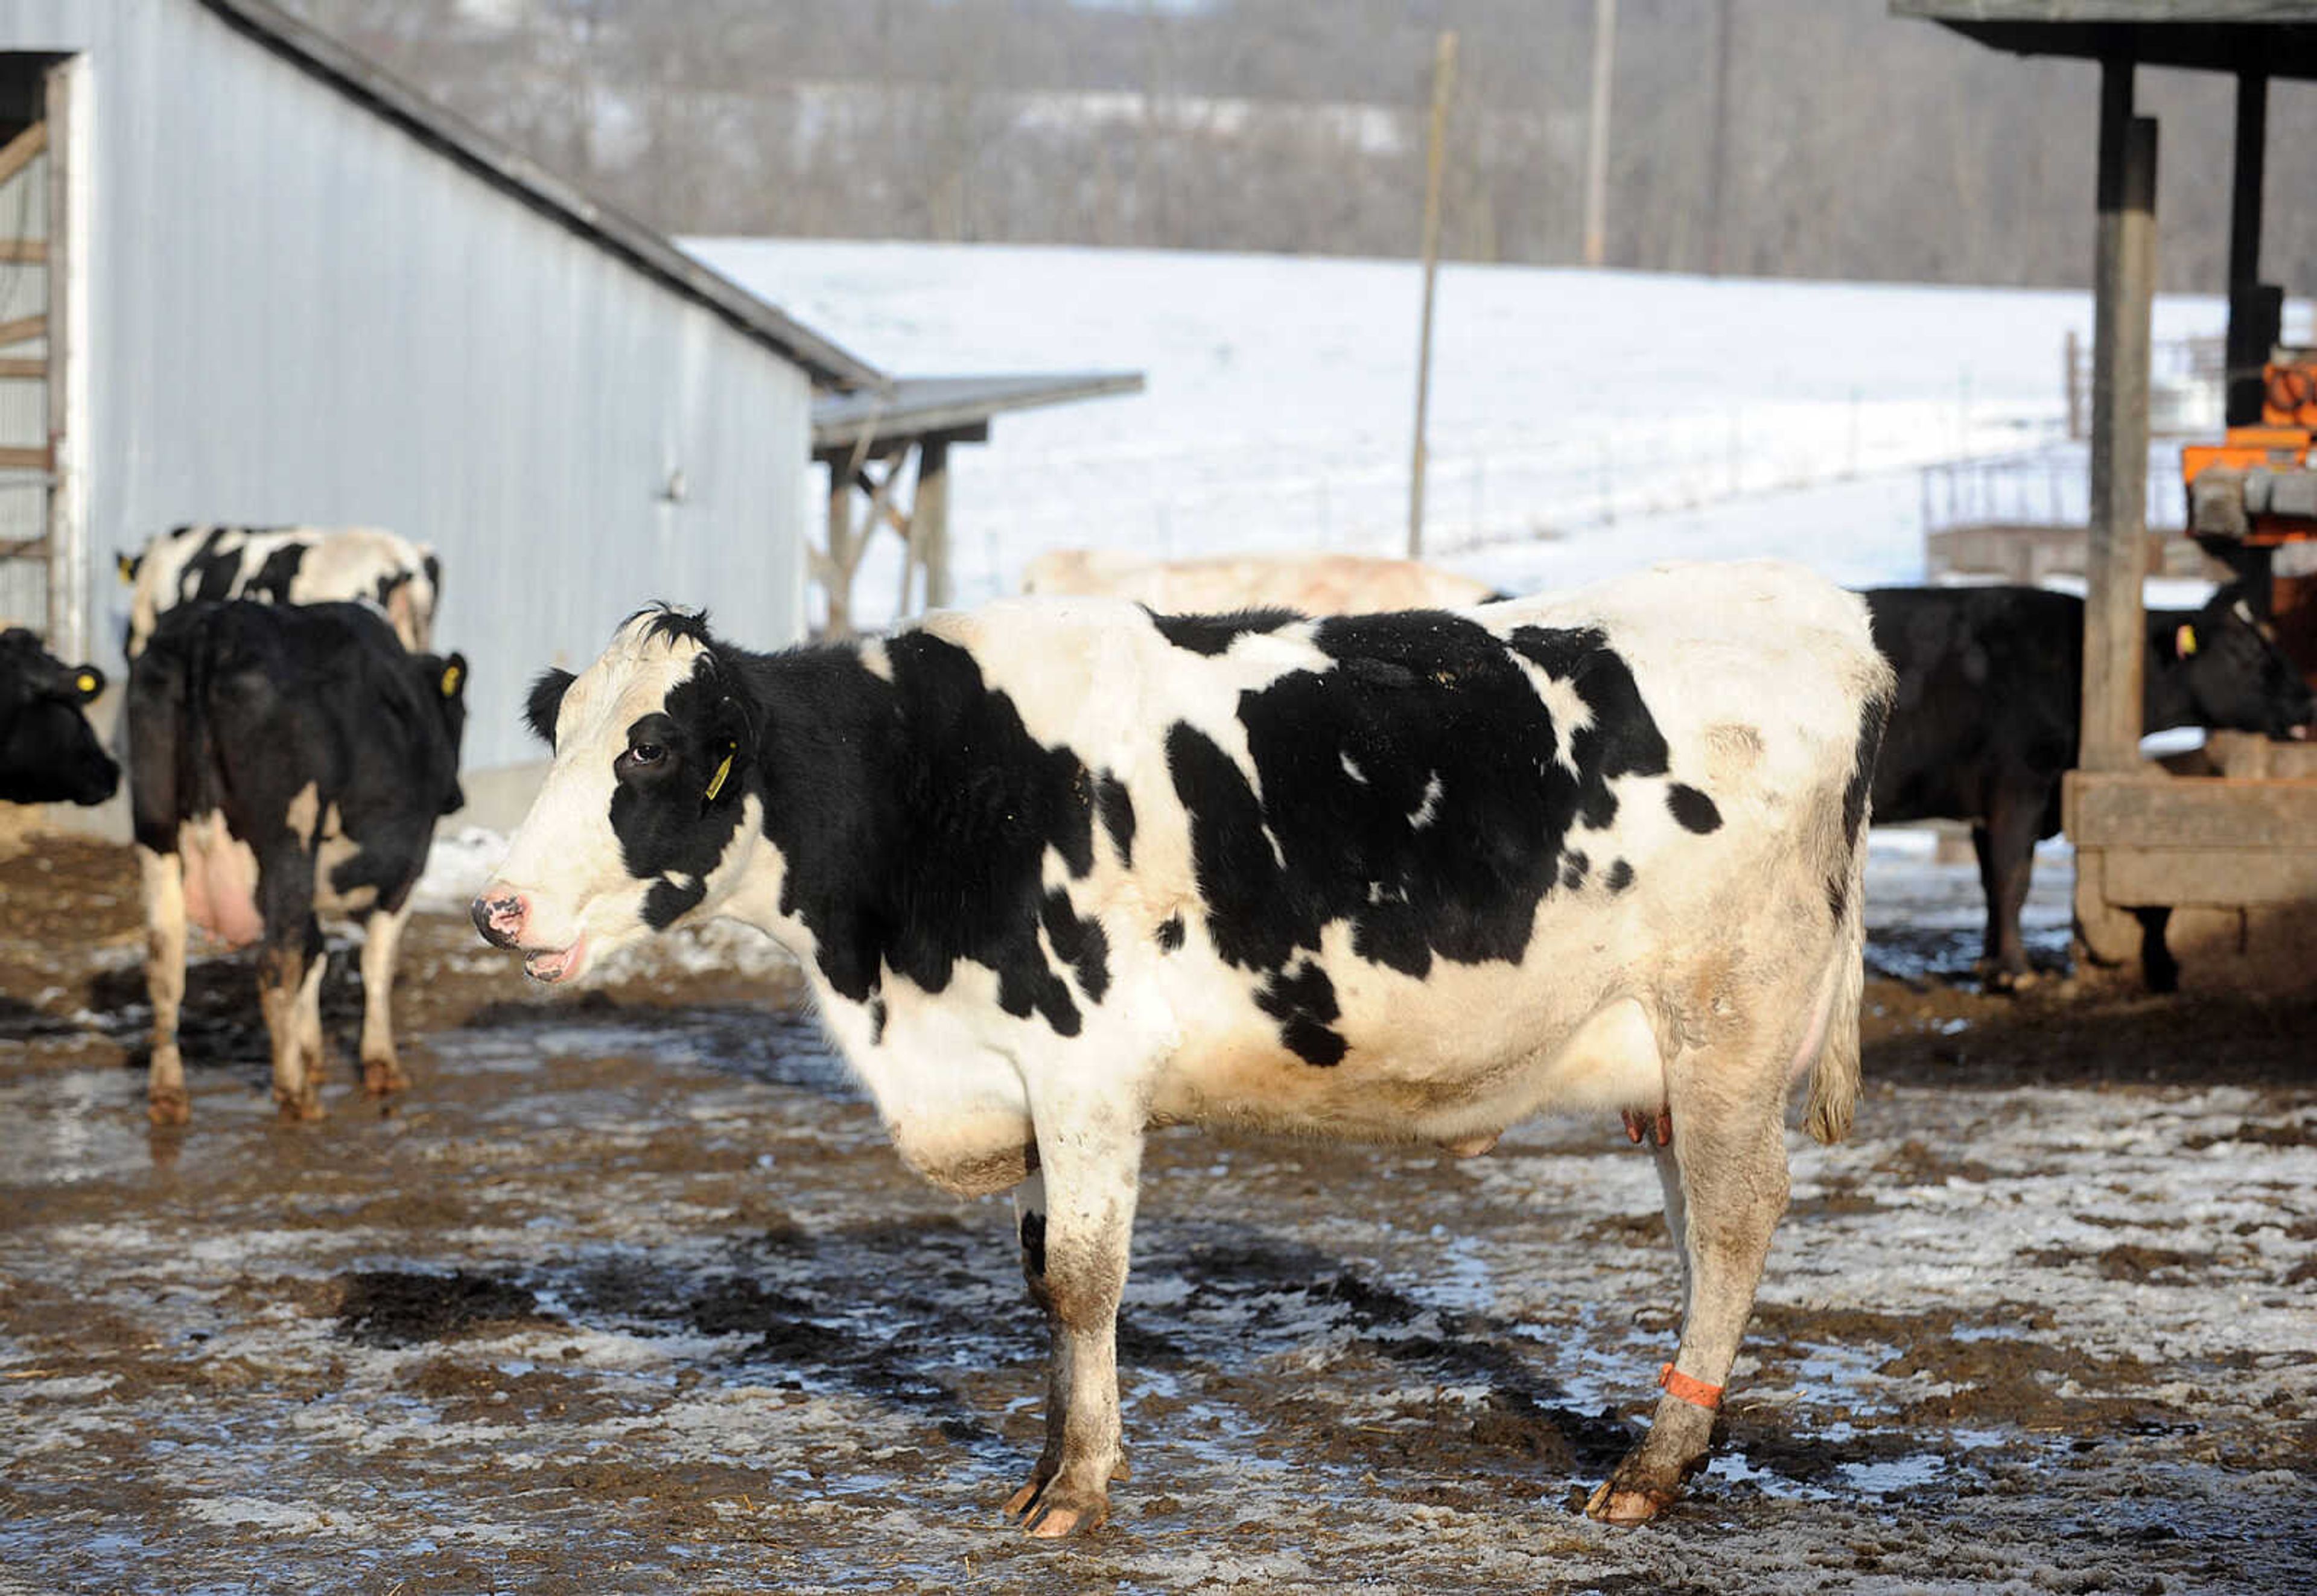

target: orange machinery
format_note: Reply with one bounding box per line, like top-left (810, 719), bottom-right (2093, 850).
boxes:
top-left (2182, 348), bottom-right (2317, 688)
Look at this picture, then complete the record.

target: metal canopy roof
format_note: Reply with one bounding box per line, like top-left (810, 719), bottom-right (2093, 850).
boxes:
top-left (813, 372), bottom-right (1146, 454)
top-left (1894, 1), bottom-right (2317, 75)
top-left (202, 0), bottom-right (889, 392)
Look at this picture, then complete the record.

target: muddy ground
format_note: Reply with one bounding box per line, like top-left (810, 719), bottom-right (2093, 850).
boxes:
top-left (1, 836), bottom-right (2312, 1595)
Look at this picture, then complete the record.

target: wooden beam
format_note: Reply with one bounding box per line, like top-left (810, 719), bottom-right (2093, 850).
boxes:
top-left (0, 314), bottom-right (44, 348)
top-left (2066, 770), bottom-right (2317, 850)
top-left (0, 357), bottom-right (45, 380)
top-left (0, 444), bottom-right (49, 471)
top-left (2079, 57), bottom-right (2157, 776)
top-left (0, 121), bottom-right (44, 189)
top-left (0, 239), bottom-right (48, 264)
top-left (2103, 847), bottom-right (2317, 908)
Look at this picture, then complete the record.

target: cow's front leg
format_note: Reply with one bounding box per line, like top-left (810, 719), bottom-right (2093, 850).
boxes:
top-left (358, 903), bottom-right (414, 1095)
top-left (138, 846), bottom-right (192, 1126)
top-left (1588, 1064), bottom-right (1787, 1525)
top-left (1004, 1110), bottom-right (1143, 1538)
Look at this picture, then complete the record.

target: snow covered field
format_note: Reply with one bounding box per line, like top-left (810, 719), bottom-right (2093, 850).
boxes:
top-left (687, 239), bottom-right (2284, 614)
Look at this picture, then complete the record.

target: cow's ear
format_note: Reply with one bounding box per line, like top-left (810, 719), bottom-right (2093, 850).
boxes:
top-left (72, 665), bottom-right (104, 702)
top-left (703, 737), bottom-right (739, 806)
top-left (525, 667), bottom-right (575, 747)
top-left (437, 653), bottom-right (468, 701)
top-left (2175, 623), bottom-right (2199, 660)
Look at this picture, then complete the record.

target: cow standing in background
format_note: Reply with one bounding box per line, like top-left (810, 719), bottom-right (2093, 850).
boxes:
top-left (1022, 547), bottom-right (1502, 613)
top-left (129, 601), bottom-right (468, 1125)
top-left (474, 562), bottom-right (1893, 1533)
top-left (121, 524), bottom-right (441, 658)
top-left (1, 629), bottom-right (119, 807)
top-left (1866, 583), bottom-right (2315, 987)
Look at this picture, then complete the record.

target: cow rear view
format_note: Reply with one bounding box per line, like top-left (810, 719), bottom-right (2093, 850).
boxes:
top-left (129, 601), bottom-right (468, 1124)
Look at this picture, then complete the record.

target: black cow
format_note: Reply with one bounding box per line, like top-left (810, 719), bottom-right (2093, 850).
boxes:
top-left (127, 601), bottom-right (468, 1124)
top-left (1, 628), bottom-right (118, 806)
top-left (1866, 583), bottom-right (2315, 985)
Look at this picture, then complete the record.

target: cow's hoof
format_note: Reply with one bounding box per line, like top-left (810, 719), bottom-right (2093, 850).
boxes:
top-left (147, 1092), bottom-right (191, 1127)
top-left (1584, 1477), bottom-right (1676, 1525)
top-left (362, 1060), bottom-right (411, 1096)
top-left (275, 1094), bottom-right (326, 1124)
top-left (1021, 1486), bottom-right (1110, 1539)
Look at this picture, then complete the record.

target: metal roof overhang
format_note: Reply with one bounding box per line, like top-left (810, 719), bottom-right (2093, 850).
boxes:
top-left (200, 0), bottom-right (890, 392)
top-left (1892, 1), bottom-right (2317, 76)
top-left (812, 372), bottom-right (1146, 456)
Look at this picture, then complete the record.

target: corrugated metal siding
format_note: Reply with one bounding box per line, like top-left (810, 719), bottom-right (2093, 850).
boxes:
top-left (0, 125), bottom-right (44, 631)
top-left (0, 0), bottom-right (812, 769)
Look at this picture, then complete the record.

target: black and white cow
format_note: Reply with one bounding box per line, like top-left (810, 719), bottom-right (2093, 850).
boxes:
top-left (1, 628), bottom-right (119, 806)
top-left (128, 601), bottom-right (468, 1124)
top-left (122, 524), bottom-right (442, 658)
top-left (1866, 584), bottom-right (2315, 985)
top-left (474, 562), bottom-right (1894, 1533)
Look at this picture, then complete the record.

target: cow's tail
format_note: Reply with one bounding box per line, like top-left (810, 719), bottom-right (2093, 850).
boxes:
top-left (1803, 672), bottom-right (1893, 1146)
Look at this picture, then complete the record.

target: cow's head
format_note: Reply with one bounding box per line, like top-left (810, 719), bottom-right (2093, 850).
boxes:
top-left (416, 650), bottom-right (472, 815)
top-left (2164, 589), bottom-right (2315, 740)
top-left (0, 629), bottom-right (120, 806)
top-left (473, 609), bottom-right (758, 984)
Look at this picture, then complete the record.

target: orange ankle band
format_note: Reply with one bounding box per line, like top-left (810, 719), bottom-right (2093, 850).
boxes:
top-left (1659, 1362), bottom-right (1724, 1410)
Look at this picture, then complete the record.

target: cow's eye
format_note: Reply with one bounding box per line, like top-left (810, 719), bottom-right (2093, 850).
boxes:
top-left (628, 743), bottom-right (665, 766)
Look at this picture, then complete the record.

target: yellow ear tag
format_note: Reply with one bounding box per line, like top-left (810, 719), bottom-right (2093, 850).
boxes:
top-left (116, 554), bottom-right (135, 583)
top-left (705, 750), bottom-right (734, 803)
top-left (439, 663), bottom-right (462, 696)
top-left (2175, 624), bottom-right (2198, 658)
top-left (75, 672), bottom-right (97, 696)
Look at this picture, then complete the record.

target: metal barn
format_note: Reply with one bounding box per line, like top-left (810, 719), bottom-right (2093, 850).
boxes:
top-left (0, 0), bottom-right (885, 778)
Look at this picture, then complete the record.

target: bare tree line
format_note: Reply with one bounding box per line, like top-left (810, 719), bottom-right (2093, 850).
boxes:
top-left (284, 0), bottom-right (2317, 294)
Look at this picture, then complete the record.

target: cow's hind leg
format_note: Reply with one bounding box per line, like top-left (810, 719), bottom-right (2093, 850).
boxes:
top-left (1973, 795), bottom-right (2042, 989)
top-left (256, 865), bottom-right (328, 1121)
top-left (358, 903), bottom-right (414, 1095)
top-left (139, 845), bottom-right (192, 1126)
top-left (1003, 1112), bottom-right (1143, 1538)
top-left (1588, 1046), bottom-right (1788, 1525)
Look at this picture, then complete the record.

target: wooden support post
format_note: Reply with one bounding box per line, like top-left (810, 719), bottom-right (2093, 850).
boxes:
top-left (2224, 71), bottom-right (2274, 430)
top-left (820, 463), bottom-right (856, 638)
top-left (2079, 58), bottom-right (2156, 778)
top-left (1408, 30), bottom-right (1455, 559)
top-left (1581, 0), bottom-right (1615, 269)
top-left (917, 436), bottom-right (952, 609)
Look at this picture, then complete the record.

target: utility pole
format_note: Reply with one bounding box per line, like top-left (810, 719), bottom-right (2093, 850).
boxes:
top-left (1408, 29), bottom-right (1457, 557)
top-left (1706, 0), bottom-right (1732, 275)
top-left (1582, 0), bottom-right (1616, 268)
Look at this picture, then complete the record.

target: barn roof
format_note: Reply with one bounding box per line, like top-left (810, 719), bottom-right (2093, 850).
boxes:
top-left (202, 0), bottom-right (889, 392)
top-left (812, 372), bottom-right (1146, 456)
top-left (1893, 1), bottom-right (2317, 77)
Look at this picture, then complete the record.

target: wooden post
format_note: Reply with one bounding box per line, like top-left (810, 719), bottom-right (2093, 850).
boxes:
top-left (1581, 0), bottom-right (1616, 269)
top-left (44, 59), bottom-right (87, 663)
top-left (2079, 60), bottom-right (2156, 778)
top-left (1408, 30), bottom-right (1456, 559)
top-left (1705, 0), bottom-right (1732, 277)
top-left (917, 435), bottom-right (952, 609)
top-left (2223, 71), bottom-right (2275, 430)
top-left (821, 462), bottom-right (855, 638)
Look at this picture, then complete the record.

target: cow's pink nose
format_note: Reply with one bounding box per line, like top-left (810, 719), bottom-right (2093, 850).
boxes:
top-left (471, 891), bottom-right (529, 949)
